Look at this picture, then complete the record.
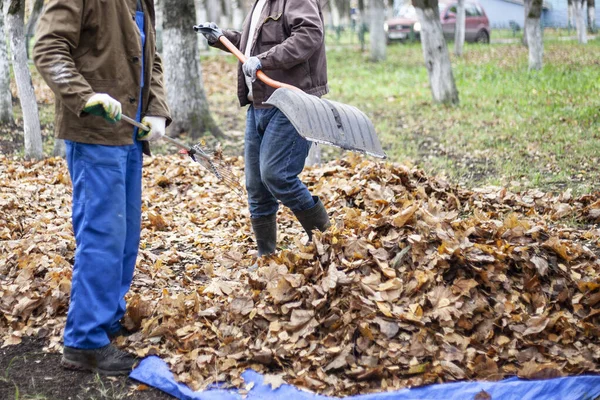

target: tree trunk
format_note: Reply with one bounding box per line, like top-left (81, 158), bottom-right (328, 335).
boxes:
top-left (206, 0), bottom-right (221, 24)
top-left (588, 0), bottom-right (596, 32)
top-left (412, 0), bottom-right (459, 105)
top-left (526, 0), bottom-right (543, 70)
top-left (0, 1), bottom-right (13, 123)
top-left (568, 0), bottom-right (574, 30)
top-left (4, 0), bottom-right (42, 159)
top-left (523, 0), bottom-right (530, 46)
top-left (53, 138), bottom-right (66, 157)
top-left (232, 0), bottom-right (245, 29)
top-left (306, 144), bottom-right (321, 167)
top-left (370, 0), bottom-right (386, 62)
top-left (454, 0), bottom-right (465, 56)
top-left (24, 0), bottom-right (42, 39)
top-left (574, 0), bottom-right (588, 43)
top-left (162, 0), bottom-right (223, 138)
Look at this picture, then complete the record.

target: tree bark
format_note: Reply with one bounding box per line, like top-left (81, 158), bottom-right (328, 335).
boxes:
top-left (53, 138), bottom-right (66, 157)
top-left (162, 0), bottom-right (223, 139)
top-left (0, 1), bottom-right (13, 123)
top-left (588, 0), bottom-right (596, 32)
top-left (4, 0), bottom-right (42, 159)
top-left (454, 0), bottom-right (465, 57)
top-left (369, 0), bottom-right (386, 62)
top-left (306, 144), bottom-right (321, 167)
top-left (412, 0), bottom-right (459, 105)
top-left (24, 0), bottom-right (42, 39)
top-left (523, 0), bottom-right (530, 46)
top-left (574, 0), bottom-right (588, 43)
top-left (568, 0), bottom-right (574, 30)
top-left (526, 0), bottom-right (543, 70)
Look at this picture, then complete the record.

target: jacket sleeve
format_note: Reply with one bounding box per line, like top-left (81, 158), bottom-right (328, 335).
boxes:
top-left (211, 29), bottom-right (242, 52)
top-left (257, 0), bottom-right (323, 71)
top-left (145, 51), bottom-right (172, 125)
top-left (32, 0), bottom-right (93, 117)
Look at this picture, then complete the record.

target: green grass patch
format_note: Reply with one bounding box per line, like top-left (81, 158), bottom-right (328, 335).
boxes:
top-left (323, 39), bottom-right (600, 194)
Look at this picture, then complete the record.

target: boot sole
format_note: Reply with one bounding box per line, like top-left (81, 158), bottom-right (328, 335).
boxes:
top-left (61, 357), bottom-right (132, 376)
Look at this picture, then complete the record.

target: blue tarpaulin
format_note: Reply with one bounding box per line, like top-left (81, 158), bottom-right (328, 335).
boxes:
top-left (130, 356), bottom-right (600, 400)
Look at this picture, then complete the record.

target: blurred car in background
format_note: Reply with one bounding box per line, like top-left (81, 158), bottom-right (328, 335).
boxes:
top-left (385, 1), bottom-right (491, 44)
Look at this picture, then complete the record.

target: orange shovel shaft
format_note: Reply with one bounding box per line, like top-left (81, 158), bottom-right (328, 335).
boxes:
top-left (218, 36), bottom-right (300, 92)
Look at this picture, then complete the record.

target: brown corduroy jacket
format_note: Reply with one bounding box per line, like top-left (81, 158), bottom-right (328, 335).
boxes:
top-left (216, 0), bottom-right (329, 108)
top-left (33, 0), bottom-right (171, 151)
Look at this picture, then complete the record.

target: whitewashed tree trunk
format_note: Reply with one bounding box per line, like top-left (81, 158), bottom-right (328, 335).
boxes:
top-left (370, 0), bottom-right (386, 62)
top-left (525, 0), bottom-right (543, 70)
top-left (588, 0), bottom-right (596, 32)
top-left (414, 4), bottom-right (459, 104)
top-left (53, 138), bottom-right (66, 157)
top-left (206, 0), bottom-right (221, 24)
top-left (162, 0), bottom-right (222, 138)
top-left (306, 144), bottom-right (321, 167)
top-left (0, 2), bottom-right (13, 123)
top-left (232, 0), bottom-right (244, 29)
top-left (454, 0), bottom-right (465, 56)
top-left (4, 0), bottom-right (42, 159)
top-left (330, 0), bottom-right (341, 28)
top-left (24, 0), bottom-right (42, 39)
top-left (574, 0), bottom-right (588, 43)
top-left (523, 0), bottom-right (530, 46)
top-left (195, 0), bottom-right (209, 51)
top-left (568, 0), bottom-right (575, 29)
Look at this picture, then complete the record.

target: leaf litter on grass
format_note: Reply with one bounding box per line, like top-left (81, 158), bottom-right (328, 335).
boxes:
top-left (0, 153), bottom-right (599, 396)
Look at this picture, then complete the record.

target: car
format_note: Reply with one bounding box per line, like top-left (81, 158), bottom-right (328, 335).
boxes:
top-left (385, 1), bottom-right (491, 44)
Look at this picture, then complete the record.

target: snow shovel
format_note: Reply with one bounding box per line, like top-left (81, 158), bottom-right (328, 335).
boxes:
top-left (193, 24), bottom-right (386, 159)
top-left (122, 114), bottom-right (245, 197)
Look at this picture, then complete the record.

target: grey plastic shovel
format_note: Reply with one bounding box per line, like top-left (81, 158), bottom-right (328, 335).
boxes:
top-left (194, 24), bottom-right (386, 159)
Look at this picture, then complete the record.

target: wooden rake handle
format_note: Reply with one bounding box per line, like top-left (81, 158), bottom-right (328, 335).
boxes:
top-left (217, 36), bottom-right (301, 92)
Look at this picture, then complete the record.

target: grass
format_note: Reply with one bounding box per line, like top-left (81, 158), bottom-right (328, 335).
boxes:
top-left (321, 37), bottom-right (600, 194)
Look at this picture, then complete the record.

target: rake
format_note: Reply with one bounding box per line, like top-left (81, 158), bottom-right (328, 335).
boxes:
top-left (122, 115), bottom-right (245, 197)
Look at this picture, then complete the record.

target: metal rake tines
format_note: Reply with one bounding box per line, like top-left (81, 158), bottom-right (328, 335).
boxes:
top-left (189, 145), bottom-right (245, 197)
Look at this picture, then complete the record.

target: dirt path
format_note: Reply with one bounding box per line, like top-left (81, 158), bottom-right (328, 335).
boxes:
top-left (0, 338), bottom-right (174, 400)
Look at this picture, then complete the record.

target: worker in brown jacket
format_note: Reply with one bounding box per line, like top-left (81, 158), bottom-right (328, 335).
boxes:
top-left (33, 0), bottom-right (171, 375)
top-left (197, 0), bottom-right (330, 260)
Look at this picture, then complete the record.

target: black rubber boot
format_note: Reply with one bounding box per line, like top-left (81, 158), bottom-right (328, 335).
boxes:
top-left (294, 197), bottom-right (331, 240)
top-left (62, 344), bottom-right (138, 376)
top-left (251, 214), bottom-right (277, 257)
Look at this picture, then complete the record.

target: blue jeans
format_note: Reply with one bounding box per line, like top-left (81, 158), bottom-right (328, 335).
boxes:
top-left (64, 140), bottom-right (143, 349)
top-left (245, 106), bottom-right (315, 218)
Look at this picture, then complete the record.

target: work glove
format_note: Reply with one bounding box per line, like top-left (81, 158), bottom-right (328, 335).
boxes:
top-left (137, 116), bottom-right (166, 142)
top-left (196, 22), bottom-right (223, 45)
top-left (242, 57), bottom-right (262, 83)
top-left (83, 93), bottom-right (122, 123)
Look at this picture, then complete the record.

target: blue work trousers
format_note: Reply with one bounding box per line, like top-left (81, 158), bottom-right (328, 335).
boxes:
top-left (244, 105), bottom-right (316, 218)
top-left (63, 140), bottom-right (143, 349)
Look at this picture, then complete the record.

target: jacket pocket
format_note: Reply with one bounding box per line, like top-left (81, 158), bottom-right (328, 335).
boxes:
top-left (260, 19), bottom-right (283, 45)
top-left (71, 78), bottom-right (120, 132)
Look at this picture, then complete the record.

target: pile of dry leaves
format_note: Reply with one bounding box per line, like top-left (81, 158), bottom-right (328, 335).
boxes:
top-left (1, 153), bottom-right (599, 396)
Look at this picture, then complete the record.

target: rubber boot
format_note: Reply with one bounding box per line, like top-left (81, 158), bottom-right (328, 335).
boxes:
top-left (293, 197), bottom-right (331, 241)
top-left (251, 214), bottom-right (277, 257)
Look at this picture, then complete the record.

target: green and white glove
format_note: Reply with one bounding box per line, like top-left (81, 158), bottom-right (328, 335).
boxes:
top-left (83, 93), bottom-right (122, 123)
top-left (137, 116), bottom-right (166, 142)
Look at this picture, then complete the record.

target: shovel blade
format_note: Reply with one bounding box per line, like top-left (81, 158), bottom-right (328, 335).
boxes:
top-left (264, 88), bottom-right (386, 159)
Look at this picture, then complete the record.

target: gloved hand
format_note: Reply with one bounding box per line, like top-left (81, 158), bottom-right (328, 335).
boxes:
top-left (196, 22), bottom-right (223, 45)
top-left (242, 57), bottom-right (262, 83)
top-left (137, 116), bottom-right (166, 142)
top-left (83, 93), bottom-right (122, 123)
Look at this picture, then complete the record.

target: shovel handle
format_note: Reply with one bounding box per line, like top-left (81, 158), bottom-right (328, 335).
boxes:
top-left (218, 36), bottom-right (300, 92)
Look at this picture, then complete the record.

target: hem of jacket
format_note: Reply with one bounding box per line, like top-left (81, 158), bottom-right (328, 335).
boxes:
top-left (57, 133), bottom-right (136, 147)
top-left (240, 84), bottom-right (330, 108)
